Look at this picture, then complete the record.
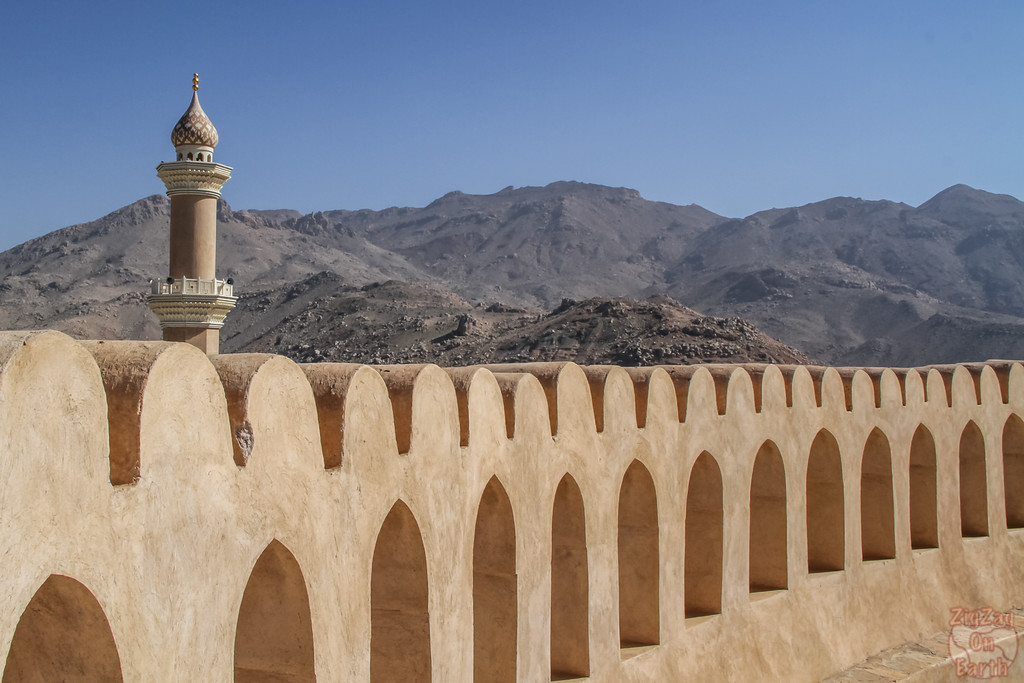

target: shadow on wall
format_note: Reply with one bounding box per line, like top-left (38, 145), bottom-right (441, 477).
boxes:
top-left (4, 576), bottom-right (123, 682)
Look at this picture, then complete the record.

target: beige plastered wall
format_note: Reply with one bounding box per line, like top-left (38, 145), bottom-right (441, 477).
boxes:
top-left (0, 330), bottom-right (1022, 681)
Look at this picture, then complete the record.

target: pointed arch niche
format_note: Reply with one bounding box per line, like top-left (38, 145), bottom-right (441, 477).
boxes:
top-left (551, 474), bottom-right (589, 680)
top-left (617, 459), bottom-right (659, 648)
top-left (3, 575), bottom-right (123, 682)
top-left (685, 452), bottom-right (723, 617)
top-left (909, 425), bottom-right (938, 549)
top-left (1003, 415), bottom-right (1024, 529)
top-left (861, 428), bottom-right (896, 561)
top-left (473, 477), bottom-right (517, 683)
top-left (960, 421), bottom-right (989, 537)
top-left (234, 540), bottom-right (316, 682)
top-left (749, 441), bottom-right (787, 592)
top-left (371, 501), bottom-right (431, 682)
top-left (806, 430), bottom-right (845, 573)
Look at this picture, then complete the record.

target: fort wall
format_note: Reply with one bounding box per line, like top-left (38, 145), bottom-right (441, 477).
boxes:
top-left (1, 329), bottom-right (1023, 681)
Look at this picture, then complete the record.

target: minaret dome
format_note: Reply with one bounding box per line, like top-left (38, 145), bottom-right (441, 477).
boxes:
top-left (170, 74), bottom-right (219, 163)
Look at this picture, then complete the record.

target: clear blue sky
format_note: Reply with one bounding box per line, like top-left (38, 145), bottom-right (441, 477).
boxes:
top-left (0, 1), bottom-right (1020, 250)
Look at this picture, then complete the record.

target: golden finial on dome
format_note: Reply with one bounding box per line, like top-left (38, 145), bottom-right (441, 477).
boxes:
top-left (192, 73), bottom-right (199, 92)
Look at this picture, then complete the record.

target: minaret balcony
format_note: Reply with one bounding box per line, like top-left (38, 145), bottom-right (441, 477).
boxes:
top-left (150, 277), bottom-right (234, 297)
top-left (147, 277), bottom-right (237, 330)
top-left (156, 161), bottom-right (233, 198)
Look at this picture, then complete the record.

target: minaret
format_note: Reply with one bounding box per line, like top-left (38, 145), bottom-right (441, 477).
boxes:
top-left (148, 74), bottom-right (236, 354)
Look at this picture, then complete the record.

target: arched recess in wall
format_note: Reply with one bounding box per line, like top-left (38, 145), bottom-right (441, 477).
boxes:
top-left (685, 451), bottom-right (723, 617)
top-left (371, 501), bottom-right (431, 682)
top-left (234, 540), bottom-right (316, 682)
top-left (551, 474), bottom-right (589, 680)
top-left (861, 428), bottom-right (896, 561)
top-left (806, 430), bottom-right (845, 573)
top-left (3, 574), bottom-right (123, 682)
top-left (473, 476), bottom-right (517, 683)
top-left (749, 441), bottom-right (787, 592)
top-left (960, 421), bottom-right (989, 537)
top-left (909, 425), bottom-right (938, 549)
top-left (618, 459), bottom-right (659, 647)
top-left (1003, 415), bottom-right (1024, 529)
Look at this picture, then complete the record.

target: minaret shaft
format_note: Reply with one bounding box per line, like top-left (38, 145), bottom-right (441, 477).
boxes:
top-left (163, 326), bottom-right (221, 354)
top-left (169, 195), bottom-right (218, 279)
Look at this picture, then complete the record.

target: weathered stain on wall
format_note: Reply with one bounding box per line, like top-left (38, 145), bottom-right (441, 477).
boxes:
top-left (0, 330), bottom-right (1022, 681)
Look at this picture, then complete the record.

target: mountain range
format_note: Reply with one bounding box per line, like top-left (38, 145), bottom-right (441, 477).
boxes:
top-left (0, 181), bottom-right (1021, 365)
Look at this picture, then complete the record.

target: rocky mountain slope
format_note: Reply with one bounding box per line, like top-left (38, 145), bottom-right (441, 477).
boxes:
top-left (1, 181), bottom-right (1021, 365)
top-left (663, 185), bottom-right (1024, 363)
top-left (318, 181), bottom-right (725, 307)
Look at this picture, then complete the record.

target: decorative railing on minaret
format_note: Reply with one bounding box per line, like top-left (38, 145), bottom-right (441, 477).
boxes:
top-left (148, 74), bottom-right (237, 354)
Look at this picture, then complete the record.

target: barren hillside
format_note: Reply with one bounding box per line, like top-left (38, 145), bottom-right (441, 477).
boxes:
top-left (1, 181), bottom-right (1022, 365)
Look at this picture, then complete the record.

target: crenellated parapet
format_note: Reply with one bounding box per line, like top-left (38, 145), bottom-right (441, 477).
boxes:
top-left (1, 331), bottom-right (1023, 680)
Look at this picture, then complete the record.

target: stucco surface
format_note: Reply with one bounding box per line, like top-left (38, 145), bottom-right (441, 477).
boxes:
top-left (0, 331), bottom-right (1022, 681)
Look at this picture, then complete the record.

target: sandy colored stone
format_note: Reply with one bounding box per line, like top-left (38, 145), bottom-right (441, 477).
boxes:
top-left (0, 332), bottom-right (1021, 681)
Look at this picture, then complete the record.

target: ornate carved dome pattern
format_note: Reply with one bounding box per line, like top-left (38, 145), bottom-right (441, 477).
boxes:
top-left (171, 92), bottom-right (219, 148)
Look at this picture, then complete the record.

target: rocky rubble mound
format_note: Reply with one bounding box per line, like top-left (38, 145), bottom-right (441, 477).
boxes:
top-left (224, 273), bottom-right (811, 366)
